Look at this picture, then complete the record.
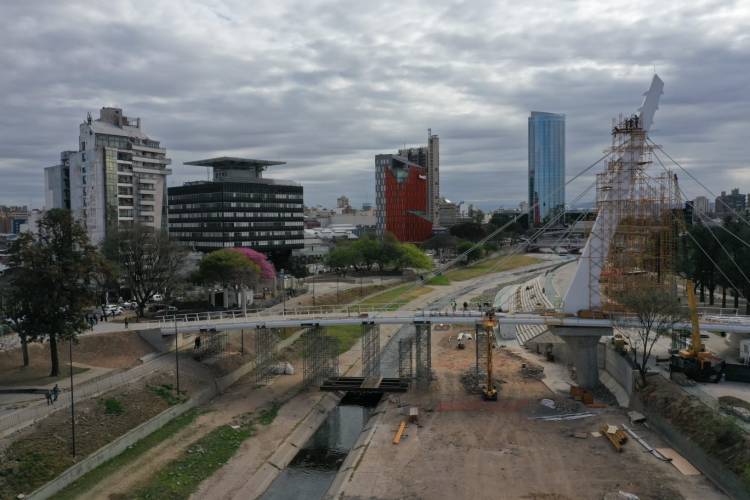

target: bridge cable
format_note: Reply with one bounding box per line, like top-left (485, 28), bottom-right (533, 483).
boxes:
top-left (652, 149), bottom-right (750, 298)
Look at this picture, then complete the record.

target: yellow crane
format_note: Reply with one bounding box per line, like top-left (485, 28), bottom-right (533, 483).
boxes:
top-left (669, 279), bottom-right (725, 382)
top-left (481, 309), bottom-right (498, 401)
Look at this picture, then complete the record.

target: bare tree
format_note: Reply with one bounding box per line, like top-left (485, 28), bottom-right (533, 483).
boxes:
top-left (615, 284), bottom-right (684, 386)
top-left (104, 225), bottom-right (185, 319)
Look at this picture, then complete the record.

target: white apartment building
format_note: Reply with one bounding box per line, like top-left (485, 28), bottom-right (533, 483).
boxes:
top-left (45, 107), bottom-right (171, 243)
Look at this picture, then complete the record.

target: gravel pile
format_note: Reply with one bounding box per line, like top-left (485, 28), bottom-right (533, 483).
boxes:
top-left (520, 363), bottom-right (545, 379)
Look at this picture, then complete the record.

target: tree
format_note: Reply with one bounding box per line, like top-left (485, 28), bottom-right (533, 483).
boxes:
top-left (7, 210), bottom-right (99, 376)
top-left (196, 249), bottom-right (261, 313)
top-left (1, 273), bottom-right (34, 367)
top-left (103, 225), bottom-right (185, 319)
top-left (326, 245), bottom-right (358, 273)
top-left (395, 243), bottom-right (433, 271)
top-left (449, 222), bottom-right (486, 242)
top-left (614, 284), bottom-right (684, 386)
top-left (457, 240), bottom-right (484, 263)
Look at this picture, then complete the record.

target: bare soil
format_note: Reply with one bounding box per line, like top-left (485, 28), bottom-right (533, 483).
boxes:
top-left (0, 331), bottom-right (155, 387)
top-left (339, 329), bottom-right (725, 500)
top-left (0, 372), bottom-right (184, 500)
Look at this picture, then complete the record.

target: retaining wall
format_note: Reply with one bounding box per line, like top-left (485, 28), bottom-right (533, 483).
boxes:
top-left (597, 341), bottom-right (636, 398)
top-left (631, 397), bottom-right (750, 500)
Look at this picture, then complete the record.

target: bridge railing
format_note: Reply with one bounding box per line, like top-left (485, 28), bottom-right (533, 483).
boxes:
top-left (157, 303), bottom-right (486, 328)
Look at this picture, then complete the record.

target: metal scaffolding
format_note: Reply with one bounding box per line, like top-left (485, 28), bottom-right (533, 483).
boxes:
top-left (361, 322), bottom-right (380, 379)
top-left (592, 115), bottom-right (680, 311)
top-left (192, 328), bottom-right (228, 360)
top-left (254, 326), bottom-right (280, 385)
top-left (414, 322), bottom-right (432, 387)
top-left (302, 325), bottom-right (339, 386)
top-left (398, 338), bottom-right (413, 379)
top-left (475, 324), bottom-right (488, 379)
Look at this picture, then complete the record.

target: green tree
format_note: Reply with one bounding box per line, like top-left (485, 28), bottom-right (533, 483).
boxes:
top-left (457, 240), bottom-right (484, 263)
top-left (395, 243), bottom-right (433, 271)
top-left (195, 250), bottom-right (261, 313)
top-left (103, 225), bottom-right (185, 319)
top-left (449, 222), bottom-right (486, 242)
top-left (614, 283), bottom-right (684, 386)
top-left (7, 210), bottom-right (99, 376)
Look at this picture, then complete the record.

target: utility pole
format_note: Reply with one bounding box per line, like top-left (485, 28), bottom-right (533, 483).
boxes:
top-left (69, 338), bottom-right (76, 457)
top-left (240, 328), bottom-right (244, 354)
top-left (174, 320), bottom-right (180, 395)
top-left (481, 307), bottom-right (498, 401)
top-left (280, 270), bottom-right (286, 315)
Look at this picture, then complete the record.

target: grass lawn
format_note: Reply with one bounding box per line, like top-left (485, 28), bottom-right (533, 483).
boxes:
top-left (425, 274), bottom-right (450, 286)
top-left (326, 324), bottom-right (365, 354)
top-left (359, 284), bottom-right (433, 310)
top-left (444, 254), bottom-right (542, 282)
top-left (54, 409), bottom-right (202, 500)
top-left (129, 403), bottom-right (279, 499)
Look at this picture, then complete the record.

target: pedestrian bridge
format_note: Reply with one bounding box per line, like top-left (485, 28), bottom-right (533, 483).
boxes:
top-left (157, 304), bottom-right (750, 335)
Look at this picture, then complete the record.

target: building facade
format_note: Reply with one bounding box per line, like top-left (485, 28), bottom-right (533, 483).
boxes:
top-left (528, 111), bottom-right (565, 225)
top-left (397, 129), bottom-right (440, 226)
top-left (167, 157), bottom-right (303, 263)
top-left (375, 154), bottom-right (432, 242)
top-left (692, 195), bottom-right (710, 220)
top-left (44, 108), bottom-right (171, 243)
top-left (715, 188), bottom-right (746, 219)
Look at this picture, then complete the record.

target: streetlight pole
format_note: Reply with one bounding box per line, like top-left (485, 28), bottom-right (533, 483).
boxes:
top-left (280, 270), bottom-right (286, 315)
top-left (69, 338), bottom-right (76, 457)
top-left (241, 328), bottom-right (244, 354)
top-left (174, 320), bottom-right (180, 395)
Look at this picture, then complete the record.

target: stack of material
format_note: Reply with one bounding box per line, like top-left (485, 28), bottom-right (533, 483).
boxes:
top-left (600, 424), bottom-right (628, 452)
top-left (570, 386), bottom-right (594, 405)
top-left (520, 363), bottom-right (545, 379)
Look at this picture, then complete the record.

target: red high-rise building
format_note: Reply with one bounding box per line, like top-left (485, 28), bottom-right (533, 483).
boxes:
top-left (375, 154), bottom-right (432, 242)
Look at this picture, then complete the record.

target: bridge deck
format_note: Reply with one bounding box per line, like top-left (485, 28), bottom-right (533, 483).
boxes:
top-left (319, 376), bottom-right (409, 393)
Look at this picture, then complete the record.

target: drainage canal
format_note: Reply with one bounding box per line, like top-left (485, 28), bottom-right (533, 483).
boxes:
top-left (260, 392), bottom-right (382, 500)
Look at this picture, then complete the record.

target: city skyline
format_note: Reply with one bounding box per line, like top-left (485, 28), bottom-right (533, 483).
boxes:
top-left (1, 1), bottom-right (749, 211)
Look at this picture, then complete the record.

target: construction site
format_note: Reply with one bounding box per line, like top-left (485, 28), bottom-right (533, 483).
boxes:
top-left (1, 75), bottom-right (750, 500)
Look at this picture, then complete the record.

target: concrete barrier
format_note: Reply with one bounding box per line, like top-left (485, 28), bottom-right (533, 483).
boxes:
top-left (600, 342), bottom-right (636, 397)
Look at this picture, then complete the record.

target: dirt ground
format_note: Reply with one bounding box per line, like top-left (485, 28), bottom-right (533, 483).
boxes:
top-left (0, 369), bottom-right (205, 500)
top-left (339, 328), bottom-right (726, 500)
top-left (0, 331), bottom-right (155, 386)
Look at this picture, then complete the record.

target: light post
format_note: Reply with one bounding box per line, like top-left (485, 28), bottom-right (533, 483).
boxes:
top-left (174, 320), bottom-right (180, 395)
top-left (280, 270), bottom-right (286, 315)
top-left (69, 338), bottom-right (76, 457)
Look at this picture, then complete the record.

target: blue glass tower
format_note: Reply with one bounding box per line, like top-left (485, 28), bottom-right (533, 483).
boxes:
top-left (528, 111), bottom-right (565, 225)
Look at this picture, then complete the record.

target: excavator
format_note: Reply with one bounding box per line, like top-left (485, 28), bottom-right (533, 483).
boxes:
top-left (669, 280), bottom-right (726, 382)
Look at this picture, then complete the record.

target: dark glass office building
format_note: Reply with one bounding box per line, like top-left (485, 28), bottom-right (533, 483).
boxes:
top-left (168, 157), bottom-right (304, 263)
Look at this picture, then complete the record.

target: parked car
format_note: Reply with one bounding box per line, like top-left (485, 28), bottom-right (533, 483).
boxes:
top-left (103, 304), bottom-right (123, 316)
top-left (151, 294), bottom-right (164, 303)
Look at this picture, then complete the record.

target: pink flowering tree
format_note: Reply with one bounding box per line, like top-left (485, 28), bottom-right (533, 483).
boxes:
top-left (227, 247), bottom-right (276, 280)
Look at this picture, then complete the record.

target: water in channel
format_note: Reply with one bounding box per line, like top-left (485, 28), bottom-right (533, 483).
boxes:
top-left (260, 393), bottom-right (381, 500)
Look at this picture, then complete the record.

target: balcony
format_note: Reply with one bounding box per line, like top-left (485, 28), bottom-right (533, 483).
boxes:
top-left (131, 143), bottom-right (167, 155)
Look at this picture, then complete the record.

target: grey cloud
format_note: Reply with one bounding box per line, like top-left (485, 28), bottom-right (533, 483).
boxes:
top-left (0, 0), bottom-right (748, 211)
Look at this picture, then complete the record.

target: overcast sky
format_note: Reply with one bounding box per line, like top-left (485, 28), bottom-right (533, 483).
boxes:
top-left (1, 0), bottom-right (748, 211)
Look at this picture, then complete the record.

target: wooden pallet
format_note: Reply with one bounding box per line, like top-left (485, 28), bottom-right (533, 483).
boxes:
top-left (600, 425), bottom-right (628, 452)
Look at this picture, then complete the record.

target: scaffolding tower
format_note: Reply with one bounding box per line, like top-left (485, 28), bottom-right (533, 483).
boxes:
top-left (193, 328), bottom-right (228, 360)
top-left (475, 324), bottom-right (488, 379)
top-left (254, 327), bottom-right (280, 385)
top-left (592, 114), bottom-right (680, 311)
top-left (398, 338), bottom-right (413, 379)
top-left (361, 322), bottom-right (380, 379)
top-left (414, 322), bottom-right (432, 388)
top-left (302, 325), bottom-right (339, 386)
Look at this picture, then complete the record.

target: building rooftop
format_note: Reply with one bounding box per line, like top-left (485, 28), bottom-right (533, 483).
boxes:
top-left (184, 157), bottom-right (286, 168)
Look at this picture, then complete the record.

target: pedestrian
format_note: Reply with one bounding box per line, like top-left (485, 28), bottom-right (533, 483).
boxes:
top-left (103, 310), bottom-right (108, 322)
top-left (451, 301), bottom-right (457, 313)
top-left (51, 384), bottom-right (60, 403)
top-left (124, 317), bottom-right (129, 329)
top-left (45, 390), bottom-right (52, 405)
top-left (463, 301), bottom-right (468, 312)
